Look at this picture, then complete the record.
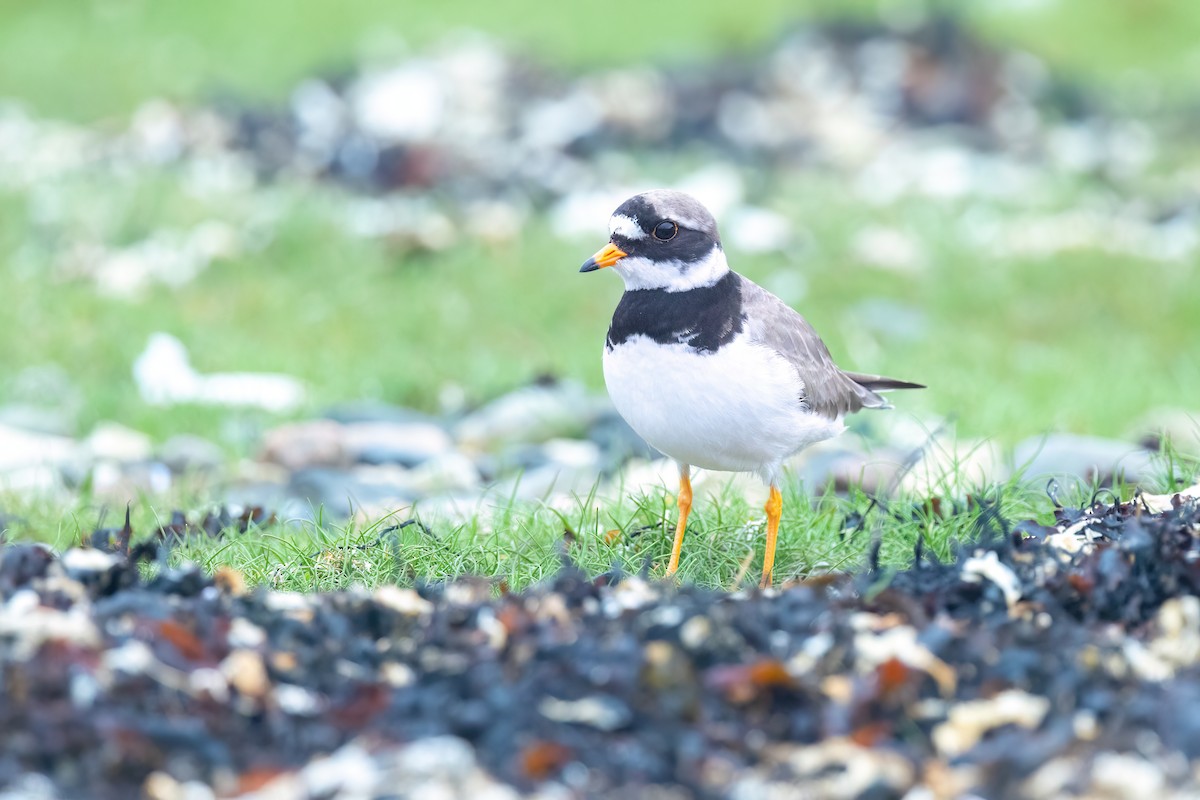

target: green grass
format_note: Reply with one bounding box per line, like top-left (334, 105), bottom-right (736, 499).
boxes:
top-left (0, 477), bottom-right (1049, 591)
top-left (3, 1), bottom-right (1200, 121)
top-left (6, 448), bottom-right (1195, 592)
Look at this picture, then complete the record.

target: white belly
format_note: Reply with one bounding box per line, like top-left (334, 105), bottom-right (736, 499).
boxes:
top-left (603, 334), bottom-right (844, 477)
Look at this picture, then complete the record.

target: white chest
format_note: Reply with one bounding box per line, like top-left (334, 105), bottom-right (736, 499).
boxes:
top-left (602, 334), bottom-right (843, 475)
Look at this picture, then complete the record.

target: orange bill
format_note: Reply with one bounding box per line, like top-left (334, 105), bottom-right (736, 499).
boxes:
top-left (579, 242), bottom-right (627, 272)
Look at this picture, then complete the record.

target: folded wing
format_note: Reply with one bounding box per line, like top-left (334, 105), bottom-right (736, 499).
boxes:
top-left (738, 275), bottom-right (924, 420)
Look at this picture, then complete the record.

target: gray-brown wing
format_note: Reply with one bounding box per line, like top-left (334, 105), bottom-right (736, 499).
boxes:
top-left (738, 275), bottom-right (889, 419)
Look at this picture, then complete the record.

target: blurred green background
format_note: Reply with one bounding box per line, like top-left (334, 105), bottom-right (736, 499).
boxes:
top-left (1, 0), bottom-right (1198, 452)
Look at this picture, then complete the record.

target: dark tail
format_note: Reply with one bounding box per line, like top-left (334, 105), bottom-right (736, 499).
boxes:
top-left (844, 372), bottom-right (925, 392)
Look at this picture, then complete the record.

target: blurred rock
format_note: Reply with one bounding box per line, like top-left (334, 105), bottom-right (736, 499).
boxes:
top-left (900, 437), bottom-right (1007, 496)
top-left (287, 466), bottom-right (415, 519)
top-left (89, 461), bottom-right (172, 501)
top-left (405, 452), bottom-right (481, 495)
top-left (158, 435), bottom-right (226, 473)
top-left (587, 411), bottom-right (656, 472)
top-left (322, 401), bottom-right (440, 426)
top-left (342, 421), bottom-right (453, 467)
top-left (789, 439), bottom-right (902, 494)
top-left (491, 439), bottom-right (604, 501)
top-left (0, 423), bottom-right (77, 472)
top-left (1014, 433), bottom-right (1158, 485)
top-left (82, 422), bottom-right (153, 463)
top-left (454, 380), bottom-right (609, 450)
top-left (1128, 408), bottom-right (1200, 457)
top-left (260, 421), bottom-right (346, 471)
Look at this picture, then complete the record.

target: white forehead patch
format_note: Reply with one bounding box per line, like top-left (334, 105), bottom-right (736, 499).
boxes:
top-left (609, 214), bottom-right (646, 240)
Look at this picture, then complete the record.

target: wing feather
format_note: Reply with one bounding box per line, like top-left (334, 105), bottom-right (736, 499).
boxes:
top-left (737, 275), bottom-right (921, 419)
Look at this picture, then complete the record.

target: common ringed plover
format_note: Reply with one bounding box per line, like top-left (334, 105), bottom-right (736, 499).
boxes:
top-left (581, 190), bottom-right (923, 587)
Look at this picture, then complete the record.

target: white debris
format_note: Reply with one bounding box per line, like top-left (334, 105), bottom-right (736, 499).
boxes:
top-left (961, 550), bottom-right (1023, 609)
top-left (0, 591), bottom-right (101, 659)
top-left (374, 585), bottom-right (434, 617)
top-left (932, 689), bottom-right (1050, 757)
top-left (1140, 482), bottom-right (1200, 514)
top-left (853, 620), bottom-right (957, 695)
top-left (725, 206), bottom-right (793, 254)
top-left (133, 333), bottom-right (305, 412)
top-left (851, 225), bottom-right (927, 273)
top-left (350, 62), bottom-right (445, 143)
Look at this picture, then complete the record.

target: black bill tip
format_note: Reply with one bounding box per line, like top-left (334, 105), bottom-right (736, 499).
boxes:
top-left (579, 259), bottom-right (600, 273)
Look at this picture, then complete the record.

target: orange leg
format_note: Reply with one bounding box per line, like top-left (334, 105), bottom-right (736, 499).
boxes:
top-left (760, 485), bottom-right (782, 588)
top-left (666, 468), bottom-right (692, 576)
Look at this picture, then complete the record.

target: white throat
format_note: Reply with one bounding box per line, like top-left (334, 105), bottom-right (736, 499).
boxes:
top-left (612, 245), bottom-right (730, 292)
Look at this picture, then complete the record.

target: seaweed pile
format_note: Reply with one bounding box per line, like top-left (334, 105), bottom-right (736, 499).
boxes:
top-left (1, 489), bottom-right (1198, 798)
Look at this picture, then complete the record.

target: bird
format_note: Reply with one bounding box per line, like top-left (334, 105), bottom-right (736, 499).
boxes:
top-left (580, 190), bottom-right (923, 588)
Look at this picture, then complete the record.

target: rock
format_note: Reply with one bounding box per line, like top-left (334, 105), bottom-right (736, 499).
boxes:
top-left (1014, 433), bottom-right (1157, 485)
top-left (492, 462), bottom-right (599, 502)
top-left (260, 420), bottom-right (347, 471)
top-left (0, 405), bottom-right (74, 437)
top-left (158, 435), bottom-right (226, 473)
top-left (287, 466), bottom-right (416, 518)
top-left (541, 438), bottom-right (603, 471)
top-left (587, 411), bottom-right (655, 471)
top-left (322, 401), bottom-right (439, 426)
top-left (83, 422), bottom-right (153, 463)
top-left (454, 380), bottom-right (610, 450)
top-left (342, 421), bottom-right (453, 467)
top-left (1128, 407), bottom-right (1200, 457)
top-left (405, 452), bottom-right (481, 495)
top-left (486, 438), bottom-right (603, 500)
top-left (0, 423), bottom-right (78, 472)
top-left (789, 439), bottom-right (902, 494)
top-left (0, 465), bottom-right (63, 494)
top-left (89, 461), bottom-right (173, 501)
top-left (616, 457), bottom-right (763, 506)
top-left (900, 437), bottom-right (1007, 496)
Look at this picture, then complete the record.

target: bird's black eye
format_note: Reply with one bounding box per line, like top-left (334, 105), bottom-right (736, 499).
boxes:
top-left (653, 220), bottom-right (678, 241)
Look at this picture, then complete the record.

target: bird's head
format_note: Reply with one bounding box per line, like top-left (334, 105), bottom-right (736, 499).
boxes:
top-left (579, 190), bottom-right (729, 292)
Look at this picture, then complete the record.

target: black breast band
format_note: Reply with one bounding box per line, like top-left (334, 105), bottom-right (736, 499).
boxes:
top-left (606, 272), bottom-right (744, 354)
